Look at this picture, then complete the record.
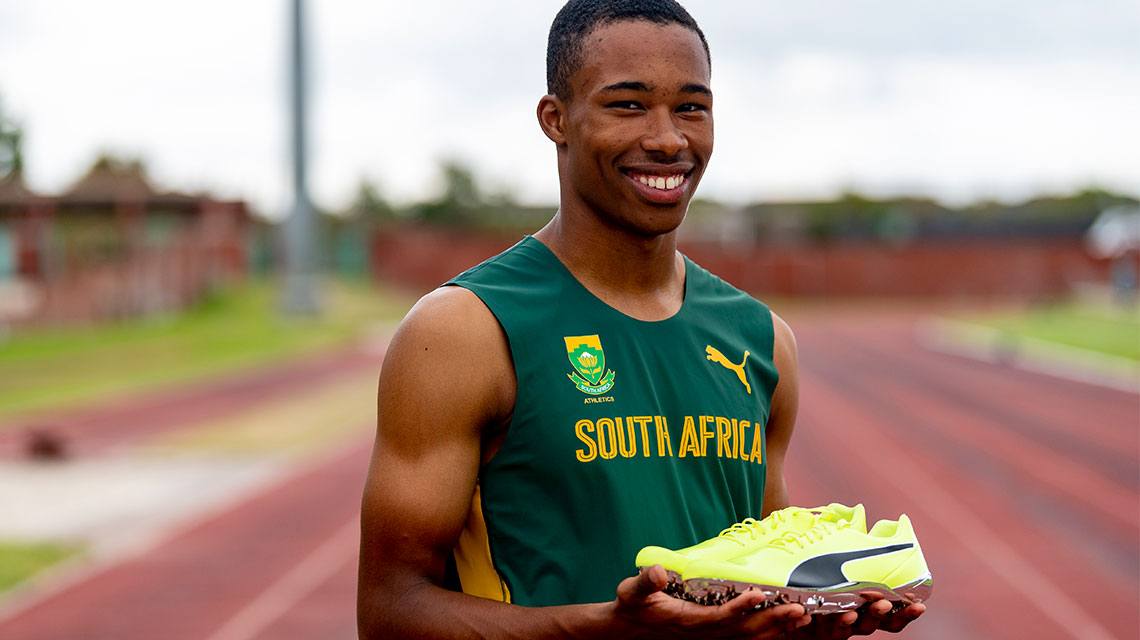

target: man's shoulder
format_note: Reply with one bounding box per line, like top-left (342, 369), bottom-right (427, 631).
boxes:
top-left (385, 285), bottom-right (514, 417)
top-left (395, 286), bottom-right (504, 354)
top-left (684, 254), bottom-right (794, 349)
top-left (447, 237), bottom-right (567, 333)
top-left (448, 236), bottom-right (553, 289)
top-left (684, 254), bottom-right (772, 313)
top-left (412, 284), bottom-right (489, 314)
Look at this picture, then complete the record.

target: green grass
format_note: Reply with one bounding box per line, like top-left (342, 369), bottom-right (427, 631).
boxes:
top-left (964, 300), bottom-right (1140, 361)
top-left (0, 541), bottom-right (81, 593)
top-left (0, 278), bottom-right (413, 423)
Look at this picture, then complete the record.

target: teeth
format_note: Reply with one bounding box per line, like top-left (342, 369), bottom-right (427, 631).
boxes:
top-left (632, 173), bottom-right (686, 190)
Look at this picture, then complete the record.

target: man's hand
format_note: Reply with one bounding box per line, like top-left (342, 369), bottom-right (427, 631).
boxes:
top-left (612, 566), bottom-right (812, 639)
top-left (786, 594), bottom-right (926, 638)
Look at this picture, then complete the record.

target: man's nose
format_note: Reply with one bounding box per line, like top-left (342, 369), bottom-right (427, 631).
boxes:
top-left (641, 109), bottom-right (688, 156)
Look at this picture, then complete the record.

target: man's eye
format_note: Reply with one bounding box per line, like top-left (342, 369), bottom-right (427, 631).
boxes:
top-left (677, 103), bottom-right (708, 113)
top-left (606, 101), bottom-right (644, 110)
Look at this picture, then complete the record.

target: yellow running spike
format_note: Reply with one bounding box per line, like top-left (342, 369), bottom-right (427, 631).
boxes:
top-left (634, 504), bottom-right (866, 598)
top-left (682, 514), bottom-right (933, 612)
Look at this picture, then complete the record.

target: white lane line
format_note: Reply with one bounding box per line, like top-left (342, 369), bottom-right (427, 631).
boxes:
top-left (0, 436), bottom-right (369, 626)
top-left (0, 459), bottom-right (291, 624)
top-left (880, 379), bottom-right (1137, 528)
top-left (803, 376), bottom-right (1121, 640)
top-left (205, 518), bottom-right (359, 640)
top-left (916, 318), bottom-right (1140, 394)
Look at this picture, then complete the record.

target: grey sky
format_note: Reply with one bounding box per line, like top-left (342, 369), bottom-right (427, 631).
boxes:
top-left (1, 0), bottom-right (1138, 217)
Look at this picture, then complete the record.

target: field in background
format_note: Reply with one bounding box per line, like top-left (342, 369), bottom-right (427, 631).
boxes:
top-left (959, 298), bottom-right (1140, 361)
top-left (0, 542), bottom-right (80, 595)
top-left (0, 279), bottom-right (412, 423)
top-left (0, 278), bottom-right (407, 606)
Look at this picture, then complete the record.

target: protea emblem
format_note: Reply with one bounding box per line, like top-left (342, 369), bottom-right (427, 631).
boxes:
top-left (564, 334), bottom-right (616, 395)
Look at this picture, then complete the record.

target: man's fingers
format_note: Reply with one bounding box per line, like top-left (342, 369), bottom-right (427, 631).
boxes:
top-left (717, 587), bottom-right (768, 615)
top-left (881, 603), bottom-right (925, 633)
top-left (851, 599), bottom-right (893, 635)
top-left (614, 574), bottom-right (922, 638)
top-left (823, 611), bottom-right (859, 635)
top-left (616, 565), bottom-right (666, 604)
top-left (869, 600), bottom-right (893, 614)
top-left (799, 612), bottom-right (857, 640)
top-left (637, 565), bottom-right (668, 596)
top-left (740, 603), bottom-right (809, 636)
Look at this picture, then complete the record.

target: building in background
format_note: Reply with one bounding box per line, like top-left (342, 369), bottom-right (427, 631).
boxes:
top-left (0, 156), bottom-right (249, 328)
top-left (366, 187), bottom-right (1139, 300)
top-left (1087, 204), bottom-right (1140, 303)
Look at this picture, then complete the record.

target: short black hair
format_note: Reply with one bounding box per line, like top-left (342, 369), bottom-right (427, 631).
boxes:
top-left (546, 0), bottom-right (710, 99)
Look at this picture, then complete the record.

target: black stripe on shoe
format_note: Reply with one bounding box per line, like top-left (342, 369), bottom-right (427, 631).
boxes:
top-left (787, 543), bottom-right (914, 589)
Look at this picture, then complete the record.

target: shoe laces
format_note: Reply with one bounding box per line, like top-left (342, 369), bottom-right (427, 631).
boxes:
top-left (768, 519), bottom-right (853, 552)
top-left (716, 507), bottom-right (816, 546)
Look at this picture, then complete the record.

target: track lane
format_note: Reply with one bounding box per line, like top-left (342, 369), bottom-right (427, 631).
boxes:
top-left (787, 315), bottom-right (1138, 639)
top-left (842, 320), bottom-right (1138, 442)
top-left (0, 436), bottom-right (372, 640)
top-left (0, 345), bottom-right (381, 459)
top-left (795, 374), bottom-right (1122, 640)
top-left (803, 329), bottom-right (1139, 530)
top-left (799, 369), bottom-right (1139, 632)
top-left (804, 325), bottom-right (1140, 547)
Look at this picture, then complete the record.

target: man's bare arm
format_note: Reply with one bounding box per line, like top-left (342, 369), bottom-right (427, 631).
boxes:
top-left (358, 288), bottom-right (812, 639)
top-left (762, 310), bottom-right (800, 517)
top-left (358, 286), bottom-right (602, 638)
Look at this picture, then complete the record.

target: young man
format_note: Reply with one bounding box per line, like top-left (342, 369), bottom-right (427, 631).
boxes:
top-left (358, 1), bottom-right (925, 637)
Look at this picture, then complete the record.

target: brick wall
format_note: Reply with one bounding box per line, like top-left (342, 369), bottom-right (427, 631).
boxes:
top-left (371, 225), bottom-right (1122, 299)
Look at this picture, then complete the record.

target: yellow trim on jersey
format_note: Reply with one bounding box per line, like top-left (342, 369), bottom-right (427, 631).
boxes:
top-left (453, 483), bottom-right (512, 603)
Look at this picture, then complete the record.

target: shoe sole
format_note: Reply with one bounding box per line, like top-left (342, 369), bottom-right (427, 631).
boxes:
top-left (683, 575), bottom-right (933, 613)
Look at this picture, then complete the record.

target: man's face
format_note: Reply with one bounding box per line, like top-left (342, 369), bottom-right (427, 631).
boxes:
top-left (558, 19), bottom-right (713, 236)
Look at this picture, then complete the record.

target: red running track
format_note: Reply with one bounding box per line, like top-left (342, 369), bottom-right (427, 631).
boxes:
top-left (0, 345), bottom-right (381, 459)
top-left (785, 314), bottom-right (1139, 640)
top-left (0, 436), bottom-right (372, 640)
top-left (1, 312), bottom-right (1136, 639)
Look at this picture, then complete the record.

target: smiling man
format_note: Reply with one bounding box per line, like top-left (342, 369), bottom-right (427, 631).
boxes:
top-left (358, 1), bottom-right (924, 638)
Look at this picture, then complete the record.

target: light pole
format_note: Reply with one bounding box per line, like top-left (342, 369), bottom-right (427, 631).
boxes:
top-left (282, 0), bottom-right (320, 315)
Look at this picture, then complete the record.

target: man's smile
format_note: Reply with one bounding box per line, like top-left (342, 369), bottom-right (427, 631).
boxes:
top-left (621, 165), bottom-right (694, 205)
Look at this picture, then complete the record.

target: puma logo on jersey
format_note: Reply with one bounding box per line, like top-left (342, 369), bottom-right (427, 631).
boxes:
top-left (705, 345), bottom-right (751, 395)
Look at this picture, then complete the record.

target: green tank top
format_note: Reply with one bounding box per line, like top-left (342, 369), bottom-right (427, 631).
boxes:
top-left (446, 235), bottom-right (779, 607)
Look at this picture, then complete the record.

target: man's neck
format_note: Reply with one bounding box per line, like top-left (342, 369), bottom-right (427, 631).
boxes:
top-left (533, 206), bottom-right (685, 322)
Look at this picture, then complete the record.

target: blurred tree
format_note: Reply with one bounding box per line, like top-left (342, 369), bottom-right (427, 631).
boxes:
top-left (89, 153), bottom-right (145, 174)
top-left (347, 178), bottom-right (396, 223)
top-left (0, 97), bottom-right (25, 179)
top-left (441, 160), bottom-right (481, 210)
top-left (415, 159), bottom-right (483, 224)
top-left (838, 191), bottom-right (890, 237)
top-left (395, 159), bottom-right (554, 231)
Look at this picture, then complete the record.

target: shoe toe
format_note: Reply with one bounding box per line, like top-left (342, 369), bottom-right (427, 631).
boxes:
top-left (635, 546), bottom-right (687, 572)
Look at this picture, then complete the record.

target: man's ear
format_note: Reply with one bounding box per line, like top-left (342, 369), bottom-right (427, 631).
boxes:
top-left (537, 94), bottom-right (568, 145)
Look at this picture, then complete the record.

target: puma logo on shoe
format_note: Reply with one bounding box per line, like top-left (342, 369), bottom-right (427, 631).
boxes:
top-left (787, 543), bottom-right (915, 589)
top-left (705, 345), bottom-right (751, 395)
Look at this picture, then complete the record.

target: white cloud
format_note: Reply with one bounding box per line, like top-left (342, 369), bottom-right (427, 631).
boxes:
top-left (708, 53), bottom-right (1140, 204)
top-left (1, 0), bottom-right (1137, 216)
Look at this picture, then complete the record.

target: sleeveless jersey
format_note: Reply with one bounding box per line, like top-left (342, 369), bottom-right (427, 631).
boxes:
top-left (446, 235), bottom-right (779, 606)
